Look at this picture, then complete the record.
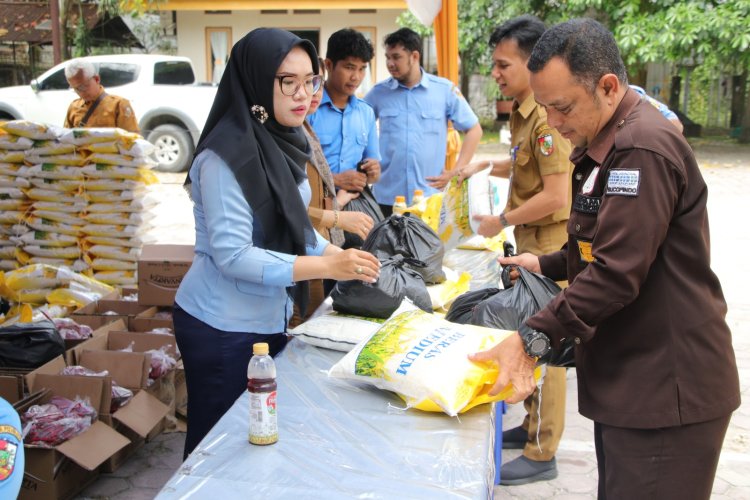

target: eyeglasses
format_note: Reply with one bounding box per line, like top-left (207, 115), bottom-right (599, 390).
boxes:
top-left (276, 74), bottom-right (323, 96)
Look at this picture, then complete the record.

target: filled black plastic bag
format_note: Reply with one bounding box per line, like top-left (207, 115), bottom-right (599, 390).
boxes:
top-left (330, 255), bottom-right (432, 319)
top-left (362, 214), bottom-right (446, 284)
top-left (444, 287), bottom-right (501, 324)
top-left (342, 185), bottom-right (384, 249)
top-left (0, 319), bottom-right (65, 369)
top-left (471, 266), bottom-right (575, 367)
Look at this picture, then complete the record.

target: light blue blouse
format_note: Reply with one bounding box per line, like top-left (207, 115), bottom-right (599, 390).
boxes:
top-left (175, 149), bottom-right (329, 333)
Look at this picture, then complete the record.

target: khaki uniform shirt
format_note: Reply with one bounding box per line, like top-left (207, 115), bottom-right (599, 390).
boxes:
top-left (64, 86), bottom-right (140, 133)
top-left (528, 89), bottom-right (740, 428)
top-left (507, 93), bottom-right (573, 226)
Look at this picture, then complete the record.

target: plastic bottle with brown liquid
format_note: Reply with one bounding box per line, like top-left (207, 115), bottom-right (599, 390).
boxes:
top-left (247, 342), bottom-right (278, 445)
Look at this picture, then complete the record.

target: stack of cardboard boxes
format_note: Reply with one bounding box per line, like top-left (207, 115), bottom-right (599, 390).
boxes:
top-left (11, 244), bottom-right (194, 499)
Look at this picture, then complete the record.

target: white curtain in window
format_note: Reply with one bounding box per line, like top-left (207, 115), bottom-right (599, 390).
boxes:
top-left (210, 31), bottom-right (228, 84)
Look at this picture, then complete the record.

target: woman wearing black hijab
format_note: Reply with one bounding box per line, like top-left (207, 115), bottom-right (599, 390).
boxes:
top-left (173, 28), bottom-right (380, 457)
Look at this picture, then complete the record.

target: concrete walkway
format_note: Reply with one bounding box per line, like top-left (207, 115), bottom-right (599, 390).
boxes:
top-left (77, 139), bottom-right (750, 499)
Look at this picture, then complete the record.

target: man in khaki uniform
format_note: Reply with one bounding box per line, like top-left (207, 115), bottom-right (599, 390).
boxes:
top-left (64, 58), bottom-right (139, 133)
top-left (459, 15), bottom-right (572, 485)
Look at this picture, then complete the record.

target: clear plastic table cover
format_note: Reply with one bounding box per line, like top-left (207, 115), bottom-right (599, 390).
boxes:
top-left (157, 248), bottom-right (502, 499)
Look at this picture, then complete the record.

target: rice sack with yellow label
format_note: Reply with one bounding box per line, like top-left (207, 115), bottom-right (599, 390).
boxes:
top-left (329, 308), bottom-right (533, 416)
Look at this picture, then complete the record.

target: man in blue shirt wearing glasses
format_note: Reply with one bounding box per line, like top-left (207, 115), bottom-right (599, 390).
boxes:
top-left (365, 28), bottom-right (482, 214)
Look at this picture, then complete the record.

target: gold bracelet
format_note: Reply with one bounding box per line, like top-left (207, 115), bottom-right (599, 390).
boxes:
top-left (332, 210), bottom-right (339, 228)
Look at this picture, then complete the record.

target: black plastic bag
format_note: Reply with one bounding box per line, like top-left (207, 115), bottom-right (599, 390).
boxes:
top-left (331, 255), bottom-right (432, 319)
top-left (444, 287), bottom-right (501, 324)
top-left (342, 185), bottom-right (384, 249)
top-left (362, 214), bottom-right (446, 284)
top-left (471, 266), bottom-right (574, 367)
top-left (0, 319), bottom-right (65, 369)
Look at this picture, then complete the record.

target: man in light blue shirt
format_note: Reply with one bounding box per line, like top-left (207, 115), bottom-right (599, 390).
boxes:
top-left (365, 28), bottom-right (483, 213)
top-left (308, 28), bottom-right (381, 193)
top-left (630, 85), bottom-right (684, 133)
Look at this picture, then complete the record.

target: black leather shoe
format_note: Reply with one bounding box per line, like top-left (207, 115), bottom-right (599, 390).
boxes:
top-left (500, 455), bottom-right (558, 485)
top-left (501, 425), bottom-right (527, 449)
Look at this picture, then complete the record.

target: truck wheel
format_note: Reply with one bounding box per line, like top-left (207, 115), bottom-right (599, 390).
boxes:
top-left (148, 124), bottom-right (194, 172)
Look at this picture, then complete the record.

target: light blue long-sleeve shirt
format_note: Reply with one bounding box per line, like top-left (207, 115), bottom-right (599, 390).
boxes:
top-left (307, 88), bottom-right (380, 175)
top-left (364, 70), bottom-right (478, 206)
top-left (175, 149), bottom-right (329, 333)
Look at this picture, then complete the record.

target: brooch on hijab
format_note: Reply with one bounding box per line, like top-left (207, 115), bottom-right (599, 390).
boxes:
top-left (250, 104), bottom-right (269, 124)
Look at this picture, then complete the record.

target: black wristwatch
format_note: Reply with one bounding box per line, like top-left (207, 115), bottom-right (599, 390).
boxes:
top-left (519, 325), bottom-right (551, 358)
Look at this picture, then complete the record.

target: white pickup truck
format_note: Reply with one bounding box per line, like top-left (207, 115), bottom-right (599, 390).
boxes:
top-left (0, 54), bottom-right (217, 172)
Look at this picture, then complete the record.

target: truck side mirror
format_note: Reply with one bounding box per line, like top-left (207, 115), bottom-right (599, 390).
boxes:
top-left (30, 79), bottom-right (39, 93)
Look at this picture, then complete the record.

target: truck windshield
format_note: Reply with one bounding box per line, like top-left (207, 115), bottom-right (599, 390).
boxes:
top-left (154, 61), bottom-right (195, 85)
top-left (99, 63), bottom-right (139, 87)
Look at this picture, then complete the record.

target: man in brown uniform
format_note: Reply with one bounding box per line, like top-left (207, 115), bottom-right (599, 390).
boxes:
top-left (472, 18), bottom-right (740, 499)
top-left (459, 15), bottom-right (572, 484)
top-left (64, 58), bottom-right (139, 132)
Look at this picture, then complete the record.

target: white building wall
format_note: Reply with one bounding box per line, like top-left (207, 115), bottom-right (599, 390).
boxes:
top-left (176, 9), bottom-right (402, 85)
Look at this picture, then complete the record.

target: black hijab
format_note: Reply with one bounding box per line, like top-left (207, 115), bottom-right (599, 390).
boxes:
top-left (187, 28), bottom-right (320, 317)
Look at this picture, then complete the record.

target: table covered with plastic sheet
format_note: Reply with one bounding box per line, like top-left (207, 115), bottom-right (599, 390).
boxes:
top-left (156, 340), bottom-right (497, 499)
top-left (156, 248), bottom-right (503, 499)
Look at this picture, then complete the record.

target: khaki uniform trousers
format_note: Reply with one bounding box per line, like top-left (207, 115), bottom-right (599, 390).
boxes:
top-left (513, 221), bottom-right (568, 461)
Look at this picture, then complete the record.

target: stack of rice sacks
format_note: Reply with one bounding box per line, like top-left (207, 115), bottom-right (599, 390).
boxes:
top-left (0, 120), bottom-right (158, 287)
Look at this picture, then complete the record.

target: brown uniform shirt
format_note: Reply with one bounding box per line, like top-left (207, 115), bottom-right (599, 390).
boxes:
top-left (507, 93), bottom-right (573, 225)
top-left (64, 86), bottom-right (140, 133)
top-left (528, 89), bottom-right (740, 428)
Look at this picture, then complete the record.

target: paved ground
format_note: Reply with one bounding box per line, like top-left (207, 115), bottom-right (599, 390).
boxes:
top-left (77, 137), bottom-right (750, 499)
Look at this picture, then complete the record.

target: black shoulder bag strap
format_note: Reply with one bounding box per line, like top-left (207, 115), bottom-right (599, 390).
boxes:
top-left (77, 92), bottom-right (107, 127)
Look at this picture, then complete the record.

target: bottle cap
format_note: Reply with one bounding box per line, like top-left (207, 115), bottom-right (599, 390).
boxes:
top-left (253, 342), bottom-right (269, 356)
top-left (395, 195), bottom-right (406, 204)
top-left (413, 189), bottom-right (423, 197)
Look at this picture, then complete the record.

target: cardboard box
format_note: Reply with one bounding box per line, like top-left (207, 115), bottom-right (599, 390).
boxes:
top-left (59, 318), bottom-right (127, 365)
top-left (16, 385), bottom-right (130, 500)
top-left (137, 244), bottom-right (194, 306)
top-left (0, 375), bottom-right (23, 403)
top-left (71, 299), bottom-right (149, 330)
top-left (26, 353), bottom-right (170, 474)
top-left (130, 306), bottom-right (174, 332)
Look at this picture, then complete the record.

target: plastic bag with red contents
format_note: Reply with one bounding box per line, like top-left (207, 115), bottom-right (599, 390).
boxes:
top-left (60, 365), bottom-right (134, 412)
top-left (146, 345), bottom-right (177, 379)
top-left (52, 317), bottom-right (94, 340)
top-left (22, 396), bottom-right (96, 447)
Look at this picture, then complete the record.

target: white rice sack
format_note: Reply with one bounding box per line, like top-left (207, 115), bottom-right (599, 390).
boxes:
top-left (118, 138), bottom-right (155, 158)
top-left (0, 234), bottom-right (17, 246)
top-left (289, 297), bottom-right (386, 352)
top-left (82, 233), bottom-right (156, 248)
top-left (31, 201), bottom-right (87, 213)
top-left (0, 187), bottom-right (26, 199)
top-left (0, 259), bottom-right (19, 271)
top-left (0, 212), bottom-right (25, 225)
top-left (25, 216), bottom-right (81, 236)
top-left (0, 163), bottom-right (26, 176)
top-left (84, 189), bottom-right (144, 203)
top-left (25, 188), bottom-right (77, 202)
top-left (0, 151), bottom-right (24, 163)
top-left (24, 140), bottom-right (76, 156)
top-left (25, 164), bottom-right (85, 181)
top-left (467, 167), bottom-right (504, 234)
top-left (85, 245), bottom-right (140, 262)
top-left (81, 164), bottom-right (158, 182)
top-left (78, 141), bottom-right (119, 154)
top-left (29, 178), bottom-right (81, 192)
top-left (58, 127), bottom-right (140, 145)
top-left (82, 179), bottom-right (151, 191)
top-left (23, 245), bottom-right (81, 260)
top-left (0, 175), bottom-right (30, 188)
top-left (83, 211), bottom-right (155, 226)
top-left (87, 153), bottom-right (157, 168)
top-left (0, 199), bottom-right (28, 211)
top-left (30, 210), bottom-right (86, 226)
top-left (24, 152), bottom-right (89, 166)
top-left (328, 308), bottom-right (518, 416)
top-left (92, 270), bottom-right (137, 286)
top-left (88, 258), bottom-right (137, 271)
top-left (0, 135), bottom-right (34, 150)
top-left (0, 246), bottom-right (16, 259)
top-left (0, 224), bottom-right (29, 237)
top-left (13, 230), bottom-right (78, 248)
top-left (0, 121), bottom-right (63, 140)
top-left (86, 194), bottom-right (158, 213)
top-left (80, 223), bottom-right (148, 238)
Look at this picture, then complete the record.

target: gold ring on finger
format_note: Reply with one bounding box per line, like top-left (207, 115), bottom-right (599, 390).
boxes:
top-left (356, 266), bottom-right (363, 274)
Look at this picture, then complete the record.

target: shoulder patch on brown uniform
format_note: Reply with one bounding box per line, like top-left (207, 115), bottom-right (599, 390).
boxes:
top-left (534, 124), bottom-right (551, 136)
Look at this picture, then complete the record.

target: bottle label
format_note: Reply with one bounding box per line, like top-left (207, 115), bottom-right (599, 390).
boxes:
top-left (248, 390), bottom-right (278, 445)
